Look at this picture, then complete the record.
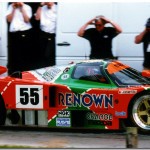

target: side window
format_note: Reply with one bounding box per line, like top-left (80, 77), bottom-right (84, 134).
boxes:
top-left (73, 66), bottom-right (86, 79)
top-left (73, 65), bottom-right (108, 83)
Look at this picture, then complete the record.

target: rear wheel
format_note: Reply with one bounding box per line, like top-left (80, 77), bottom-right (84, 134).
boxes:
top-left (129, 92), bottom-right (150, 133)
top-left (0, 96), bottom-right (6, 125)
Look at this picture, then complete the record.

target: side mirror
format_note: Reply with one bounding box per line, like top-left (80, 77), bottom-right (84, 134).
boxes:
top-left (99, 76), bottom-right (107, 82)
top-left (98, 75), bottom-right (108, 83)
top-left (142, 70), bottom-right (150, 78)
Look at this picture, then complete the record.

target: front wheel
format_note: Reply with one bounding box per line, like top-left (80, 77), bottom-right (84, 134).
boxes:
top-left (129, 93), bottom-right (150, 133)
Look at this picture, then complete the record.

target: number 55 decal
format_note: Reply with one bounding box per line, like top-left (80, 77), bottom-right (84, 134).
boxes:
top-left (16, 85), bottom-right (43, 109)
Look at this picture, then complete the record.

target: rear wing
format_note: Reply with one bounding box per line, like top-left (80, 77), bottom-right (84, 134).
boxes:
top-left (0, 66), bottom-right (7, 75)
top-left (142, 70), bottom-right (150, 78)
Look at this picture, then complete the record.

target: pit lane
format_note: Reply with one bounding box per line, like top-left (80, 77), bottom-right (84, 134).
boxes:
top-left (0, 126), bottom-right (150, 148)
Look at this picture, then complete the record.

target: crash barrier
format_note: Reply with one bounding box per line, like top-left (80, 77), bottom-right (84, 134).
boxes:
top-left (126, 127), bottom-right (138, 148)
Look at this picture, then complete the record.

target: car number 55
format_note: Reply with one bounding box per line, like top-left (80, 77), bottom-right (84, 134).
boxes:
top-left (16, 85), bottom-right (43, 109)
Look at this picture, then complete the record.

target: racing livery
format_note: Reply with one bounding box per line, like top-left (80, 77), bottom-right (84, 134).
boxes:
top-left (0, 60), bottom-right (150, 133)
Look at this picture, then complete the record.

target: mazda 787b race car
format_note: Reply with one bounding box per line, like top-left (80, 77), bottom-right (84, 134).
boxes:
top-left (0, 59), bottom-right (150, 133)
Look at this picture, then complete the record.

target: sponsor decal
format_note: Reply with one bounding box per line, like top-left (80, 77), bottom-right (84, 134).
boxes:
top-left (143, 86), bottom-right (150, 90)
top-left (115, 111), bottom-right (126, 116)
top-left (42, 67), bottom-right (61, 81)
top-left (87, 120), bottom-right (112, 126)
top-left (61, 74), bottom-right (70, 80)
top-left (56, 118), bottom-right (71, 127)
top-left (118, 90), bottom-right (137, 94)
top-left (16, 85), bottom-right (43, 109)
top-left (63, 67), bottom-right (70, 73)
top-left (107, 61), bottom-right (129, 74)
top-left (58, 93), bottom-right (113, 108)
top-left (58, 111), bottom-right (70, 117)
top-left (86, 112), bottom-right (112, 121)
top-left (104, 35), bottom-right (108, 38)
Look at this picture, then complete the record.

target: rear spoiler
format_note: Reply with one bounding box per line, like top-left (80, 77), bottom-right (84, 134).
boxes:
top-left (142, 69), bottom-right (150, 78)
top-left (0, 66), bottom-right (7, 75)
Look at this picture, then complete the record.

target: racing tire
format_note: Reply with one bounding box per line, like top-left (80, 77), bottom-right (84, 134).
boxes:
top-left (0, 96), bottom-right (6, 125)
top-left (128, 92), bottom-right (150, 134)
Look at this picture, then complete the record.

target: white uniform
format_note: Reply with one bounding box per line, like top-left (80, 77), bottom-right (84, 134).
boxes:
top-left (40, 4), bottom-right (57, 34)
top-left (6, 4), bottom-right (32, 32)
top-left (6, 3), bottom-right (33, 74)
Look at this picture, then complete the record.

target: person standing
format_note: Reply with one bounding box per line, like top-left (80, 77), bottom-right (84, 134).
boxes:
top-left (135, 18), bottom-right (150, 70)
top-left (6, 2), bottom-right (33, 74)
top-left (78, 16), bottom-right (122, 59)
top-left (35, 2), bottom-right (57, 67)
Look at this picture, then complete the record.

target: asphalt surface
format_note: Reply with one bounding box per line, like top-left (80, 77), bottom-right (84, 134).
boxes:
top-left (0, 127), bottom-right (150, 149)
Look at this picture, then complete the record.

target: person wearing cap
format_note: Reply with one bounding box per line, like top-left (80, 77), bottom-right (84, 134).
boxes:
top-left (77, 16), bottom-right (122, 59)
top-left (135, 18), bottom-right (150, 70)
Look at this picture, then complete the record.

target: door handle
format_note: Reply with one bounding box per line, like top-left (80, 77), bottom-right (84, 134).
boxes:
top-left (57, 42), bottom-right (70, 46)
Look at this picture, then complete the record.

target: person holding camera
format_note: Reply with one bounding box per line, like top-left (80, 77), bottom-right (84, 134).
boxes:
top-left (35, 2), bottom-right (57, 67)
top-left (78, 16), bottom-right (122, 59)
top-left (135, 18), bottom-right (150, 70)
top-left (6, 2), bottom-right (33, 74)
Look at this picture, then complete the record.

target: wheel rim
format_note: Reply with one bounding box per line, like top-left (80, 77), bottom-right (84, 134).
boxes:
top-left (132, 95), bottom-right (150, 130)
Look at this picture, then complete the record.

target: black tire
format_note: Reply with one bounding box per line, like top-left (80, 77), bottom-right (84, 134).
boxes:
top-left (7, 110), bottom-right (20, 124)
top-left (128, 92), bottom-right (150, 134)
top-left (0, 96), bottom-right (6, 125)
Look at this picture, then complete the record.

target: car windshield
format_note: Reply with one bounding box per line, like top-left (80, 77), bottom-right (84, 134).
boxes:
top-left (73, 63), bottom-right (108, 83)
top-left (106, 61), bottom-right (150, 86)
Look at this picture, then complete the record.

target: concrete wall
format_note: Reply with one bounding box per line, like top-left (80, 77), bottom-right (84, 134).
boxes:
top-left (56, 2), bottom-right (150, 71)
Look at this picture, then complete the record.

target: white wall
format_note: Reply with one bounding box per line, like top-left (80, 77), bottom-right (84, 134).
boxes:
top-left (56, 2), bottom-right (150, 71)
top-left (115, 2), bottom-right (150, 57)
top-left (115, 2), bottom-right (150, 71)
top-left (56, 2), bottom-right (114, 60)
top-left (0, 2), bottom-right (150, 71)
top-left (0, 2), bottom-right (8, 57)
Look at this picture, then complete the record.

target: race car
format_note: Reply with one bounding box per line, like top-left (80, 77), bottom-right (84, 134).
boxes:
top-left (0, 59), bottom-right (150, 133)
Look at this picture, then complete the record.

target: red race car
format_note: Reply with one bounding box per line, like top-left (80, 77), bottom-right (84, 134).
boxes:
top-left (0, 60), bottom-right (150, 133)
